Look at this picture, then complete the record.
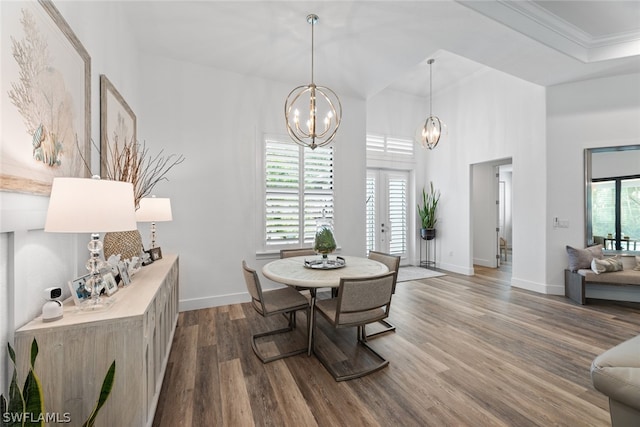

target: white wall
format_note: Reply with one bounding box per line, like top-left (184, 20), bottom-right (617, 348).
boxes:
top-left (546, 73), bottom-right (640, 289)
top-left (136, 54), bottom-right (367, 310)
top-left (368, 67), bottom-right (547, 291)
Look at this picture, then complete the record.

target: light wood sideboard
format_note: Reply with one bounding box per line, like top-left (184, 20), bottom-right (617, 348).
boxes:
top-left (14, 254), bottom-right (179, 427)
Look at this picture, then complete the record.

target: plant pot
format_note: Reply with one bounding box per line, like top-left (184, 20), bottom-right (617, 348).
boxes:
top-left (421, 228), bottom-right (436, 240)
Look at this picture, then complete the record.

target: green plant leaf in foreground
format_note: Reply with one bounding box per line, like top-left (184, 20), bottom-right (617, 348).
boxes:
top-left (82, 360), bottom-right (116, 427)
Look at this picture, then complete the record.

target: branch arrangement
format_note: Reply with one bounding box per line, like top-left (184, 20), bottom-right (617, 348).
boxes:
top-left (103, 136), bottom-right (185, 207)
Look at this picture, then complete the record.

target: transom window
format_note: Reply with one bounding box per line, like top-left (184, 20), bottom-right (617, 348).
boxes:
top-left (264, 135), bottom-right (333, 249)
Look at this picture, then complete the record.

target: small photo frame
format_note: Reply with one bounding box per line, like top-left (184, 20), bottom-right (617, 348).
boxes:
top-left (147, 247), bottom-right (163, 261)
top-left (68, 274), bottom-right (91, 306)
top-left (102, 272), bottom-right (119, 296)
top-left (118, 261), bottom-right (131, 286)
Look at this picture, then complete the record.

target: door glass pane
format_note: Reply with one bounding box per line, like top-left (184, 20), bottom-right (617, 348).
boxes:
top-left (387, 176), bottom-right (407, 256)
top-left (621, 178), bottom-right (640, 246)
top-left (366, 175), bottom-right (376, 253)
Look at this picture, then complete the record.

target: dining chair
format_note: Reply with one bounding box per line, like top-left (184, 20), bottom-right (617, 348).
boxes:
top-left (280, 247), bottom-right (316, 258)
top-left (313, 271), bottom-right (395, 381)
top-left (365, 251), bottom-right (400, 339)
top-left (241, 261), bottom-right (310, 363)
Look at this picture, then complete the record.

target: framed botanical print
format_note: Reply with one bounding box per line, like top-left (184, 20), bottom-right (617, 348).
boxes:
top-left (1, 0), bottom-right (91, 195)
top-left (100, 74), bottom-right (137, 179)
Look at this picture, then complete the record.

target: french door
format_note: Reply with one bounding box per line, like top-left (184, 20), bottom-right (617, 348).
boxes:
top-left (366, 169), bottom-right (409, 258)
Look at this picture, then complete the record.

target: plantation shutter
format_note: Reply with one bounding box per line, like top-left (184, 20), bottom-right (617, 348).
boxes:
top-left (265, 136), bottom-right (333, 247)
top-left (387, 175), bottom-right (408, 256)
top-left (303, 146), bottom-right (334, 243)
top-left (366, 174), bottom-right (376, 253)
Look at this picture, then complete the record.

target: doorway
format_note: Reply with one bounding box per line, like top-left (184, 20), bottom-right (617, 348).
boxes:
top-left (366, 169), bottom-right (409, 259)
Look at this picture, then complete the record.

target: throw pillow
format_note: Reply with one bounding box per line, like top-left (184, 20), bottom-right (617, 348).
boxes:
top-left (635, 255), bottom-right (640, 271)
top-left (591, 256), bottom-right (623, 274)
top-left (566, 244), bottom-right (604, 271)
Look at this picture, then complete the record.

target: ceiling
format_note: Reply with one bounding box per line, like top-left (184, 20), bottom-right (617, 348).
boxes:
top-left (122, 1), bottom-right (640, 99)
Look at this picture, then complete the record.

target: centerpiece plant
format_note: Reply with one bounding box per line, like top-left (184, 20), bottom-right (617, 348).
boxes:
top-left (417, 181), bottom-right (440, 240)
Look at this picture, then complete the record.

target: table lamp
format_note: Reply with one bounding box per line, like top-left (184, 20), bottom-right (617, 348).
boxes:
top-left (45, 176), bottom-right (136, 308)
top-left (135, 196), bottom-right (172, 248)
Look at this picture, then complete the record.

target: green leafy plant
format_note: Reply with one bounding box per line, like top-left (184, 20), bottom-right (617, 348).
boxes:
top-left (0, 339), bottom-right (115, 427)
top-left (314, 226), bottom-right (337, 254)
top-left (82, 361), bottom-right (116, 427)
top-left (417, 182), bottom-right (440, 229)
top-left (1, 339), bottom-right (44, 427)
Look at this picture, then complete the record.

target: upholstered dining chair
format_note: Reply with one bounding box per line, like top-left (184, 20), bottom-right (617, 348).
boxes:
top-left (314, 271), bottom-right (396, 381)
top-left (280, 247), bottom-right (316, 258)
top-left (365, 251), bottom-right (400, 339)
top-left (241, 261), bottom-right (310, 363)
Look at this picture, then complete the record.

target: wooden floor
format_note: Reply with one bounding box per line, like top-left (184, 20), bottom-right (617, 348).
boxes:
top-left (152, 266), bottom-right (639, 427)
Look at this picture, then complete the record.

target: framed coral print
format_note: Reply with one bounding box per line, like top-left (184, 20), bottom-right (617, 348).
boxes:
top-left (100, 74), bottom-right (137, 179)
top-left (1, 0), bottom-right (91, 195)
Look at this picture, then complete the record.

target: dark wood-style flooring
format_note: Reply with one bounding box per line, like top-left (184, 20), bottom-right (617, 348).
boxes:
top-left (152, 265), bottom-right (639, 426)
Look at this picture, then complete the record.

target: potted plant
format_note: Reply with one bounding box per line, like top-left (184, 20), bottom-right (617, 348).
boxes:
top-left (417, 182), bottom-right (440, 240)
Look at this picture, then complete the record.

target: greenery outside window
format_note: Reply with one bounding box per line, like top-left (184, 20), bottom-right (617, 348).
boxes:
top-left (591, 176), bottom-right (640, 251)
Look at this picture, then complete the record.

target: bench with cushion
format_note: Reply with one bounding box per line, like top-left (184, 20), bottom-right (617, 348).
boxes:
top-left (564, 244), bottom-right (640, 305)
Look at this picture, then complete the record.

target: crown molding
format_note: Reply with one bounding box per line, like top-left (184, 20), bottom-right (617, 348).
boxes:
top-left (457, 0), bottom-right (640, 62)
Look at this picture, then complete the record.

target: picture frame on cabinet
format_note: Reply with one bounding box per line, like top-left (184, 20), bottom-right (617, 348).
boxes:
top-left (68, 274), bottom-right (91, 305)
top-left (118, 261), bottom-right (131, 286)
top-left (103, 272), bottom-right (119, 296)
top-left (147, 247), bottom-right (163, 261)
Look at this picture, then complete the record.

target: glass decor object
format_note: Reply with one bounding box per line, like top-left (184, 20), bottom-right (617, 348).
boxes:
top-left (313, 214), bottom-right (337, 266)
top-left (45, 176), bottom-right (136, 309)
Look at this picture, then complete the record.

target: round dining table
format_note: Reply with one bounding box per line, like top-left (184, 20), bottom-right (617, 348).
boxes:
top-left (262, 255), bottom-right (388, 355)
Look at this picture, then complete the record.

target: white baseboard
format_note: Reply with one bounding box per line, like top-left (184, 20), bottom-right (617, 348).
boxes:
top-left (179, 292), bottom-right (249, 312)
top-left (511, 277), bottom-right (564, 295)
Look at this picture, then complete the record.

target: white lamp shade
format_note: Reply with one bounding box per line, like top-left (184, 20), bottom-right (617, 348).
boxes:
top-left (44, 177), bottom-right (137, 233)
top-left (135, 197), bottom-right (173, 222)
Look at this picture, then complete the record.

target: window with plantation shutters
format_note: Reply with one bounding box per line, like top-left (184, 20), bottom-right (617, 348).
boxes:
top-left (264, 136), bottom-right (333, 248)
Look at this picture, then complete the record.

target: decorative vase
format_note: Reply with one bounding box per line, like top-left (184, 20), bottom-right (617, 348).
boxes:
top-left (103, 230), bottom-right (143, 261)
top-left (421, 228), bottom-right (436, 241)
top-left (314, 215), bottom-right (337, 265)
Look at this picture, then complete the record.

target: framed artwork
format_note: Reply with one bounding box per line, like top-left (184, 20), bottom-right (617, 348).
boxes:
top-left (100, 74), bottom-right (137, 179)
top-left (1, 0), bottom-right (91, 195)
top-left (147, 247), bottom-right (163, 262)
top-left (103, 272), bottom-right (119, 296)
top-left (68, 274), bottom-right (91, 306)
